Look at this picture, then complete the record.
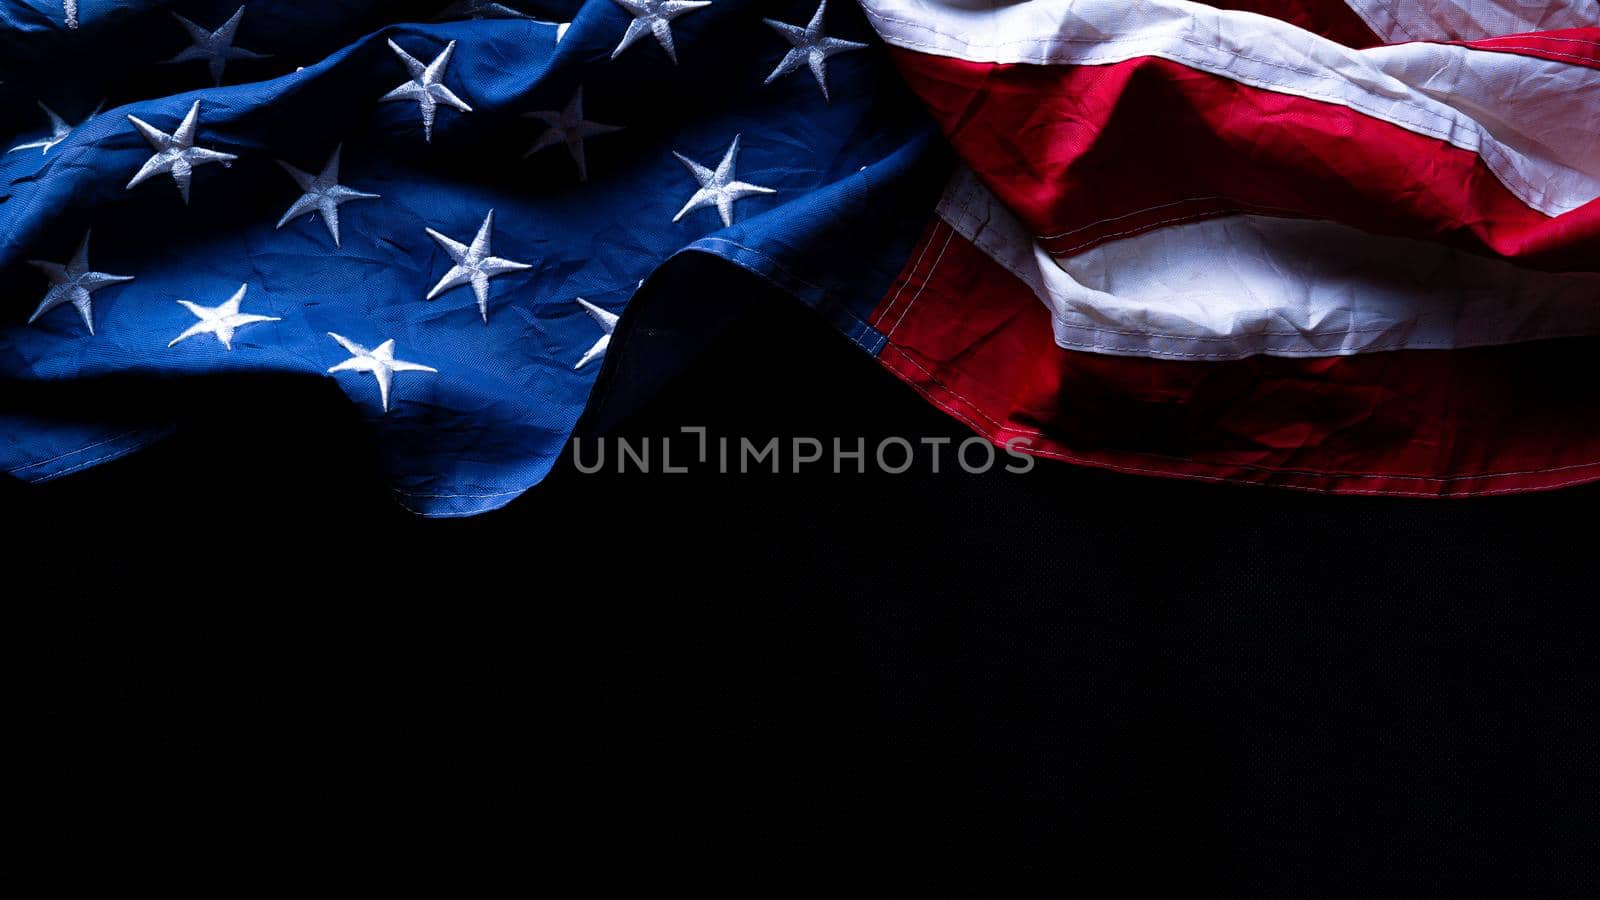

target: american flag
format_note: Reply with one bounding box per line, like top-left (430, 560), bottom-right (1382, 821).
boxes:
top-left (5, 0), bottom-right (1600, 514)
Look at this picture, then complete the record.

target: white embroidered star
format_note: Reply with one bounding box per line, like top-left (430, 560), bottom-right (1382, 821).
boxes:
top-left (609, 0), bottom-right (710, 65)
top-left (9, 100), bottom-right (101, 155)
top-left (126, 100), bottom-right (238, 204)
top-left (381, 38), bottom-right (473, 143)
top-left (326, 333), bottom-right (437, 413)
top-left (424, 209), bottom-right (533, 321)
top-left (574, 298), bottom-right (618, 370)
top-left (63, 0), bottom-right (78, 29)
top-left (164, 5), bottom-right (269, 86)
top-left (167, 284), bottom-right (280, 351)
top-left (762, 0), bottom-right (868, 102)
top-left (672, 134), bottom-right (776, 227)
top-left (276, 144), bottom-right (381, 248)
top-left (524, 86), bottom-right (622, 181)
top-left (27, 232), bottom-right (135, 336)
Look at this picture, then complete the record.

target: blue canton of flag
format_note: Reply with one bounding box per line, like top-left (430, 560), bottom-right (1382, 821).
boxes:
top-left (0, 0), bottom-right (945, 515)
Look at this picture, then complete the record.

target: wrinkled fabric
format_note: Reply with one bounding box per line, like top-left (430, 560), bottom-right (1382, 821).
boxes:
top-left (0, 0), bottom-right (942, 515)
top-left (847, 0), bottom-right (1600, 498)
top-left (1342, 0), bottom-right (1600, 41)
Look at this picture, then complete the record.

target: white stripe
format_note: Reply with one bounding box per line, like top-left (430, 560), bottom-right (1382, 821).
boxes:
top-left (938, 169), bottom-right (1600, 361)
top-left (1342, 0), bottom-right (1599, 43)
top-left (860, 0), bottom-right (1600, 216)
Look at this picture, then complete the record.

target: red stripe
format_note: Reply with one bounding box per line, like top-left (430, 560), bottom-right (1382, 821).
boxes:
top-left (1459, 30), bottom-right (1600, 70)
top-left (888, 48), bottom-right (1600, 271)
top-left (870, 217), bottom-right (949, 329)
top-left (1199, 0), bottom-right (1382, 47)
top-left (869, 222), bottom-right (1600, 497)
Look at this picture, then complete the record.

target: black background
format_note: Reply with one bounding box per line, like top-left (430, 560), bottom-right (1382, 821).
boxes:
top-left (5, 271), bottom-right (1599, 895)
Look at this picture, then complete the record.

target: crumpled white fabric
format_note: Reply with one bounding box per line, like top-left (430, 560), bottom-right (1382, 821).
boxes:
top-left (939, 168), bottom-right (1600, 361)
top-left (1343, 0), bottom-right (1600, 42)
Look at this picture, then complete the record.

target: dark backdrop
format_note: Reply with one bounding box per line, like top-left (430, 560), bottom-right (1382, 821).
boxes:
top-left (5, 268), bottom-right (1599, 895)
